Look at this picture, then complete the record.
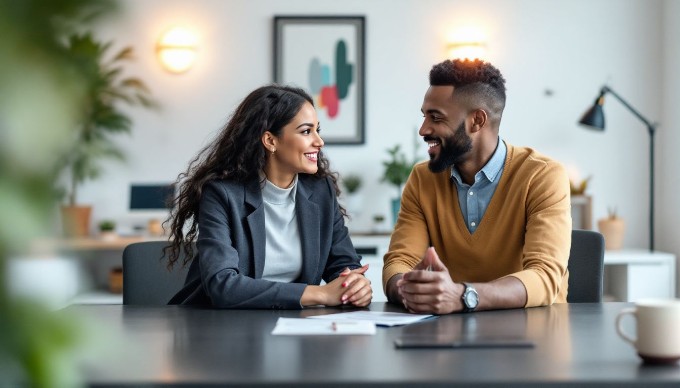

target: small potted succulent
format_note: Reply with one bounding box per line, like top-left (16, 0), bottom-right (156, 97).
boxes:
top-left (372, 214), bottom-right (387, 233)
top-left (98, 219), bottom-right (117, 241)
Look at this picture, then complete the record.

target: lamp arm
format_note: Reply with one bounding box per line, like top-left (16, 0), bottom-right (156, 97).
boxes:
top-left (602, 86), bottom-right (656, 133)
top-left (602, 86), bottom-right (656, 251)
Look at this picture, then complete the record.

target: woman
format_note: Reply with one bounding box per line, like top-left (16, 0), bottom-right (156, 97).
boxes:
top-left (166, 85), bottom-right (372, 308)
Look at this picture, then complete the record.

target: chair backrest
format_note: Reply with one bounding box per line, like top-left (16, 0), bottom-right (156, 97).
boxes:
top-left (122, 241), bottom-right (191, 305)
top-left (567, 229), bottom-right (605, 303)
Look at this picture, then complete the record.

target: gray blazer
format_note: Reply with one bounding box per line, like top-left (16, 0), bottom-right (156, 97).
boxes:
top-left (169, 174), bottom-right (361, 309)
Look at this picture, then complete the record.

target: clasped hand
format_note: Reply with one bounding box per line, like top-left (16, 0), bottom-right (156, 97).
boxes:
top-left (322, 264), bottom-right (372, 307)
top-left (397, 247), bottom-right (464, 314)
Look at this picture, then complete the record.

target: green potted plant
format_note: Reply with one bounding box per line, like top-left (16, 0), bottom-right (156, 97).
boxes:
top-left (382, 144), bottom-right (417, 225)
top-left (58, 32), bottom-right (157, 237)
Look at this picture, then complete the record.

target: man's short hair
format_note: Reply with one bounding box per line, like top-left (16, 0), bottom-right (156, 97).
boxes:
top-left (429, 59), bottom-right (506, 116)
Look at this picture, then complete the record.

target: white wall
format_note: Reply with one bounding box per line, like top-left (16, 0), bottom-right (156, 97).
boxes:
top-left (85, 0), bottom-right (678, 279)
top-left (660, 0), bottom-right (680, 295)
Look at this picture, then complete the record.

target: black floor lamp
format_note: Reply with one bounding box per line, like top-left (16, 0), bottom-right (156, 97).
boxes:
top-left (578, 86), bottom-right (658, 252)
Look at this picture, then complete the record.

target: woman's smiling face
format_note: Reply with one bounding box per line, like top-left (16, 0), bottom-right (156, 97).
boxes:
top-left (264, 102), bottom-right (324, 185)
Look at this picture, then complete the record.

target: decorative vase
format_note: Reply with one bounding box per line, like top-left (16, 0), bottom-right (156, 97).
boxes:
top-left (598, 217), bottom-right (626, 250)
top-left (391, 197), bottom-right (401, 227)
top-left (60, 205), bottom-right (92, 237)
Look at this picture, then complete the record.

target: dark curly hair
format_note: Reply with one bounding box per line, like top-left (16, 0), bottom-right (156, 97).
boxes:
top-left (429, 59), bottom-right (506, 119)
top-left (164, 84), bottom-right (344, 269)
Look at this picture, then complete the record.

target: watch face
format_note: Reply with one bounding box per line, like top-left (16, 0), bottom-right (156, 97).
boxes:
top-left (465, 289), bottom-right (479, 308)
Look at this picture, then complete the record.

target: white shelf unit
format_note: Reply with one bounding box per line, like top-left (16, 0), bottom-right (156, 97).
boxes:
top-left (30, 236), bottom-right (153, 305)
top-left (603, 249), bottom-right (677, 302)
top-left (351, 233), bottom-right (391, 302)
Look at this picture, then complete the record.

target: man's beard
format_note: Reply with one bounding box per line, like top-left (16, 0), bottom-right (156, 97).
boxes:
top-left (428, 121), bottom-right (472, 173)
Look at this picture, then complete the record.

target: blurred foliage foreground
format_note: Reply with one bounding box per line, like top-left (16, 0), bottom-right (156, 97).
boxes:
top-left (0, 0), bottom-right (119, 386)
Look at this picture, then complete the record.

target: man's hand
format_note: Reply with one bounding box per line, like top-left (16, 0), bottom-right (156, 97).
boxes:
top-left (396, 247), bottom-right (464, 314)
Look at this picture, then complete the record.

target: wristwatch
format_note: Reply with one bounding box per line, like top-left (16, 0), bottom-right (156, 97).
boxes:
top-left (461, 282), bottom-right (479, 313)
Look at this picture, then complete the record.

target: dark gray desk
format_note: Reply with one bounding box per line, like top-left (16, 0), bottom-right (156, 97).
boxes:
top-left (73, 303), bottom-right (680, 387)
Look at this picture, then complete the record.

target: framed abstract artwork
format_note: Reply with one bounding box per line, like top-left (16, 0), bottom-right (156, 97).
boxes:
top-left (274, 16), bottom-right (365, 145)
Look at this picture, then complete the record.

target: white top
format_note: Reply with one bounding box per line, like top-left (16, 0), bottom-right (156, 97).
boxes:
top-left (261, 175), bottom-right (302, 282)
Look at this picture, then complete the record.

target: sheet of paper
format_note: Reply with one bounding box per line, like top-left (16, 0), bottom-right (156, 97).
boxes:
top-left (307, 311), bottom-right (435, 327)
top-left (271, 317), bottom-right (376, 335)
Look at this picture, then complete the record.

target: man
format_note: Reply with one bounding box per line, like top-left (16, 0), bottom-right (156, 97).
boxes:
top-left (383, 59), bottom-right (571, 314)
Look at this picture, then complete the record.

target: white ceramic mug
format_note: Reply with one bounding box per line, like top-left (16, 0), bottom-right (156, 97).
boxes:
top-left (616, 299), bottom-right (680, 364)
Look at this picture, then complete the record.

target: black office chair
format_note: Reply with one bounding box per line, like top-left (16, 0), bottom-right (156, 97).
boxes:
top-left (122, 241), bottom-right (191, 305)
top-left (566, 229), bottom-right (605, 303)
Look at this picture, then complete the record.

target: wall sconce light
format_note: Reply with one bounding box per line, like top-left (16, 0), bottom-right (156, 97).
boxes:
top-left (157, 27), bottom-right (197, 73)
top-left (446, 26), bottom-right (487, 60)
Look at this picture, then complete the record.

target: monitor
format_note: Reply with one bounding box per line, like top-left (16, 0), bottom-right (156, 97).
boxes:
top-left (126, 183), bottom-right (176, 236)
top-left (129, 184), bottom-right (176, 210)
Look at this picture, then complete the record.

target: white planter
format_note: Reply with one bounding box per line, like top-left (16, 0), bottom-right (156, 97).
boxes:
top-left (7, 256), bottom-right (81, 309)
top-left (345, 194), bottom-right (362, 217)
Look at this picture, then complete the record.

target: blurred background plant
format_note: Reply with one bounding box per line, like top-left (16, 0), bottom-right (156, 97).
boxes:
top-left (98, 220), bottom-right (116, 233)
top-left (341, 174), bottom-right (363, 219)
top-left (58, 32), bottom-right (158, 207)
top-left (381, 143), bottom-right (418, 226)
top-left (381, 144), bottom-right (416, 195)
top-left (57, 31), bottom-right (158, 237)
top-left (0, 0), bottom-right (119, 386)
top-left (569, 175), bottom-right (591, 196)
top-left (342, 174), bottom-right (363, 195)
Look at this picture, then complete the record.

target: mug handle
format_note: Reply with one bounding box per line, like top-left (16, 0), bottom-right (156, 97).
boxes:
top-left (616, 307), bottom-right (637, 345)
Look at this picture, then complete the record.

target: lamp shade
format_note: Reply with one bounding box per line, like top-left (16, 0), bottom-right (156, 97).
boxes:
top-left (578, 93), bottom-right (606, 130)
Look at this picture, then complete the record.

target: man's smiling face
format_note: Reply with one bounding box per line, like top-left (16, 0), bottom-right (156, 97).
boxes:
top-left (419, 85), bottom-right (473, 172)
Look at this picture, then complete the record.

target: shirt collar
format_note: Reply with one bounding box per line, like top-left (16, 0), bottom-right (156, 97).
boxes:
top-left (481, 138), bottom-right (506, 183)
top-left (451, 137), bottom-right (506, 184)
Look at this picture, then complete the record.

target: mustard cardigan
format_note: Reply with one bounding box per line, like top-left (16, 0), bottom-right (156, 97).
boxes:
top-left (383, 142), bottom-right (572, 307)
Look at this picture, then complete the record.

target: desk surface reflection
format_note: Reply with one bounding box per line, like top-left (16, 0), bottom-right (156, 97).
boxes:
top-left (71, 302), bottom-right (680, 387)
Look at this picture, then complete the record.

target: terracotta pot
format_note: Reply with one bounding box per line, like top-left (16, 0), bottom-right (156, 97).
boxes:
top-left (148, 219), bottom-right (163, 237)
top-left (598, 217), bottom-right (626, 250)
top-left (108, 267), bottom-right (123, 294)
top-left (60, 205), bottom-right (92, 237)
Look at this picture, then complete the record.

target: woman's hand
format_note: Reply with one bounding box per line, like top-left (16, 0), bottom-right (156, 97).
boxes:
top-left (301, 265), bottom-right (372, 307)
top-left (337, 264), bottom-right (372, 307)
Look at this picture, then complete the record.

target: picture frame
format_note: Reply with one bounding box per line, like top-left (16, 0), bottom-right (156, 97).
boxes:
top-left (273, 16), bottom-right (365, 145)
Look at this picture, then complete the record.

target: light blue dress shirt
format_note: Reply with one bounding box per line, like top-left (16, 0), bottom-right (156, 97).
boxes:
top-left (451, 138), bottom-right (506, 233)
